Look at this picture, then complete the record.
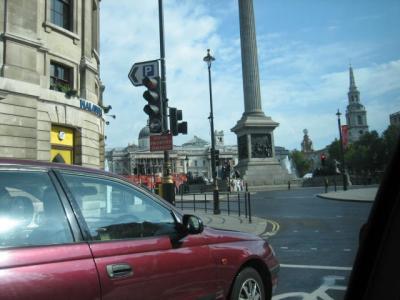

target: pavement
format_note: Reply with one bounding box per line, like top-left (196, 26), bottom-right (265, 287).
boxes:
top-left (183, 186), bottom-right (376, 238)
top-left (317, 187), bottom-right (377, 202)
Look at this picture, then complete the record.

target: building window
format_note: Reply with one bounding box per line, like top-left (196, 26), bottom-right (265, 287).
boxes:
top-left (357, 115), bottom-right (363, 125)
top-left (51, 0), bottom-right (71, 30)
top-left (194, 161), bottom-right (198, 167)
top-left (50, 62), bottom-right (72, 91)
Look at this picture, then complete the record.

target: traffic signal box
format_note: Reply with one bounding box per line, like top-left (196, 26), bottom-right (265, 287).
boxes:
top-left (215, 149), bottom-right (220, 166)
top-left (320, 153), bottom-right (327, 166)
top-left (169, 107), bottom-right (188, 136)
top-left (143, 77), bottom-right (162, 134)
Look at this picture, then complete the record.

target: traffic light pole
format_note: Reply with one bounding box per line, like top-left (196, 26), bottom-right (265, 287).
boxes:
top-left (158, 0), bottom-right (175, 204)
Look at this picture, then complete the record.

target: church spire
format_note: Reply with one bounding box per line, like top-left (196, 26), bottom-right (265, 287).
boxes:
top-left (349, 65), bottom-right (358, 92)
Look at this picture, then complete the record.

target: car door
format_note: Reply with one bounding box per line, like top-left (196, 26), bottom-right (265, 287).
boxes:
top-left (58, 171), bottom-right (219, 300)
top-left (0, 169), bottom-right (100, 300)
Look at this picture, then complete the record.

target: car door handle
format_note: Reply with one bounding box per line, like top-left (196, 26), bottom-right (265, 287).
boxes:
top-left (106, 263), bottom-right (133, 279)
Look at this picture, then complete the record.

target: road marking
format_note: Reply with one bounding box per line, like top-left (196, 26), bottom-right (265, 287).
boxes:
top-left (263, 219), bottom-right (280, 237)
top-left (280, 246), bottom-right (289, 250)
top-left (273, 275), bottom-right (347, 300)
top-left (344, 248), bottom-right (351, 252)
top-left (314, 230), bottom-right (319, 233)
top-left (292, 230), bottom-right (298, 233)
top-left (280, 263), bottom-right (352, 271)
top-left (310, 248), bottom-right (318, 251)
top-left (336, 215), bottom-right (343, 218)
top-left (336, 230), bottom-right (341, 233)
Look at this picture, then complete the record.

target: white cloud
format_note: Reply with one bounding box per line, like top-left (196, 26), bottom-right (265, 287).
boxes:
top-left (100, 1), bottom-right (400, 153)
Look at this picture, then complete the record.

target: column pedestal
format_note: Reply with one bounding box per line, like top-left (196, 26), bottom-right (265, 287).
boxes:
top-left (232, 113), bottom-right (289, 186)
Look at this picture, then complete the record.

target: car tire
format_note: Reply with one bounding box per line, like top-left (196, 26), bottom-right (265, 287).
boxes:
top-left (230, 267), bottom-right (265, 300)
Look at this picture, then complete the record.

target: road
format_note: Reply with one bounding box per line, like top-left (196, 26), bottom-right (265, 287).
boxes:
top-left (251, 187), bottom-right (372, 299)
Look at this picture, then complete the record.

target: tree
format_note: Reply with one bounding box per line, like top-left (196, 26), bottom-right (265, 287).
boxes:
top-left (382, 125), bottom-right (400, 160)
top-left (290, 150), bottom-right (311, 177)
top-left (327, 139), bottom-right (341, 162)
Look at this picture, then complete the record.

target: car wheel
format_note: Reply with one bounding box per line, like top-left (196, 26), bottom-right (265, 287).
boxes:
top-left (230, 267), bottom-right (265, 300)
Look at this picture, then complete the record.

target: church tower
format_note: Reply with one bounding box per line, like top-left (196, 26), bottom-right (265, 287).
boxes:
top-left (346, 66), bottom-right (369, 143)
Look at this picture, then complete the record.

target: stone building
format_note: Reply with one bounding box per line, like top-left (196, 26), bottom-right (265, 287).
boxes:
top-left (106, 127), bottom-right (238, 179)
top-left (0, 0), bottom-right (106, 168)
top-left (346, 66), bottom-right (369, 143)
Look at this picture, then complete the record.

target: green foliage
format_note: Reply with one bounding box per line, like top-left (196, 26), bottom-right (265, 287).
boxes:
top-left (382, 125), bottom-right (400, 158)
top-left (328, 125), bottom-right (399, 176)
top-left (327, 139), bottom-right (341, 162)
top-left (290, 150), bottom-right (311, 177)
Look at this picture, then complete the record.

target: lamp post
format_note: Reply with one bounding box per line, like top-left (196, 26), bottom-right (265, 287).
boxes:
top-left (336, 109), bottom-right (348, 191)
top-left (203, 49), bottom-right (220, 215)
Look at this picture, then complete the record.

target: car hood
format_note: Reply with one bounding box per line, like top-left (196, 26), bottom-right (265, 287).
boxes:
top-left (201, 226), bottom-right (263, 244)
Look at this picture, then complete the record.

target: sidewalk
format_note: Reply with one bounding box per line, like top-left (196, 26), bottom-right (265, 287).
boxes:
top-left (182, 209), bottom-right (279, 238)
top-left (317, 187), bottom-right (377, 202)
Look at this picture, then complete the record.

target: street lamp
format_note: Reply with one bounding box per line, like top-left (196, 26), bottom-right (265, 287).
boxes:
top-left (203, 49), bottom-right (220, 215)
top-left (336, 109), bottom-right (348, 191)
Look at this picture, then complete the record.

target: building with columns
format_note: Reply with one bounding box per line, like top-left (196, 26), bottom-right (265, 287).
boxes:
top-left (106, 127), bottom-right (238, 179)
top-left (106, 125), bottom-right (295, 182)
top-left (346, 66), bottom-right (369, 143)
top-left (0, 0), bottom-right (106, 168)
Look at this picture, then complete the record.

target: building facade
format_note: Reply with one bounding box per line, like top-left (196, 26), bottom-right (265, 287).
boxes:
top-left (0, 0), bottom-right (106, 168)
top-left (106, 128), bottom-right (238, 179)
top-left (345, 66), bottom-right (369, 143)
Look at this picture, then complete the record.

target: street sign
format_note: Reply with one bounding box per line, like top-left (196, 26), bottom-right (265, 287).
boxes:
top-left (150, 133), bottom-right (173, 152)
top-left (128, 60), bottom-right (159, 87)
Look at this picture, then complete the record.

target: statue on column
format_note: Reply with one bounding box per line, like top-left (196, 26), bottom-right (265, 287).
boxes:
top-left (301, 129), bottom-right (314, 153)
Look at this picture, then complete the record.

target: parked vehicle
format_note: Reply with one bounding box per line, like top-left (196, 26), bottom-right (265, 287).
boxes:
top-left (0, 158), bottom-right (279, 300)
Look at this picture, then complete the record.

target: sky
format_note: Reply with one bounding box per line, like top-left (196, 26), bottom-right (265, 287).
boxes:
top-left (100, 0), bottom-right (400, 151)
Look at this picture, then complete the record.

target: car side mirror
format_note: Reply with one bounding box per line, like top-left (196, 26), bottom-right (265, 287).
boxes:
top-left (182, 214), bottom-right (204, 235)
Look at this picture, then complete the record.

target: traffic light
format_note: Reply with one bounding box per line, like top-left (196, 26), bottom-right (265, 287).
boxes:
top-left (320, 153), bottom-right (326, 166)
top-left (143, 77), bottom-right (162, 133)
top-left (215, 149), bottom-right (220, 166)
top-left (169, 107), bottom-right (188, 136)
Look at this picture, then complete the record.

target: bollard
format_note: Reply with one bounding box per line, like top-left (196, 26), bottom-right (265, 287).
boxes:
top-left (244, 192), bottom-right (248, 218)
top-left (248, 192), bottom-right (252, 223)
top-left (227, 193), bottom-right (230, 215)
top-left (324, 178), bottom-right (329, 193)
top-left (334, 179), bottom-right (337, 192)
top-left (204, 193), bottom-right (207, 213)
top-left (181, 189), bottom-right (183, 210)
top-left (193, 194), bottom-right (196, 212)
top-left (288, 180), bottom-right (291, 190)
top-left (245, 182), bottom-right (248, 192)
top-left (238, 192), bottom-right (241, 217)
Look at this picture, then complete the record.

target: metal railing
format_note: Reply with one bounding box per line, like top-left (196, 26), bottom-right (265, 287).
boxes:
top-left (175, 191), bottom-right (252, 223)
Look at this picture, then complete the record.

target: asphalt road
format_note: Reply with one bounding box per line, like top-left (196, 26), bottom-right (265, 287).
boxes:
top-left (250, 187), bottom-right (372, 300)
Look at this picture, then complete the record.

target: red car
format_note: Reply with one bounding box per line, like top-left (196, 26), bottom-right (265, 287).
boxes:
top-left (0, 159), bottom-right (279, 300)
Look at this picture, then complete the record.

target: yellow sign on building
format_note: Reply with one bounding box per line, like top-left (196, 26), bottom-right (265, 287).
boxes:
top-left (50, 126), bottom-right (74, 164)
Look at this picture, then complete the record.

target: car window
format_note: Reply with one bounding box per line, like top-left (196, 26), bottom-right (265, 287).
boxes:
top-left (0, 171), bottom-right (74, 248)
top-left (60, 173), bottom-right (176, 241)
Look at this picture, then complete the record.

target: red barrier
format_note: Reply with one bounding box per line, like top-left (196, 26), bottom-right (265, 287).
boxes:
top-left (124, 174), bottom-right (187, 190)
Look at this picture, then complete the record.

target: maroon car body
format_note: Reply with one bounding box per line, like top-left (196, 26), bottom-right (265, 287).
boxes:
top-left (0, 159), bottom-right (279, 300)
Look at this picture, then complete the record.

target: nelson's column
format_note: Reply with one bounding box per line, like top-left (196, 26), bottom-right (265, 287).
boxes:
top-left (231, 0), bottom-right (289, 185)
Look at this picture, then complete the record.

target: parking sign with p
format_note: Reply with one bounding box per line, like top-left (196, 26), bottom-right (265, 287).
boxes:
top-left (128, 60), bottom-right (159, 87)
